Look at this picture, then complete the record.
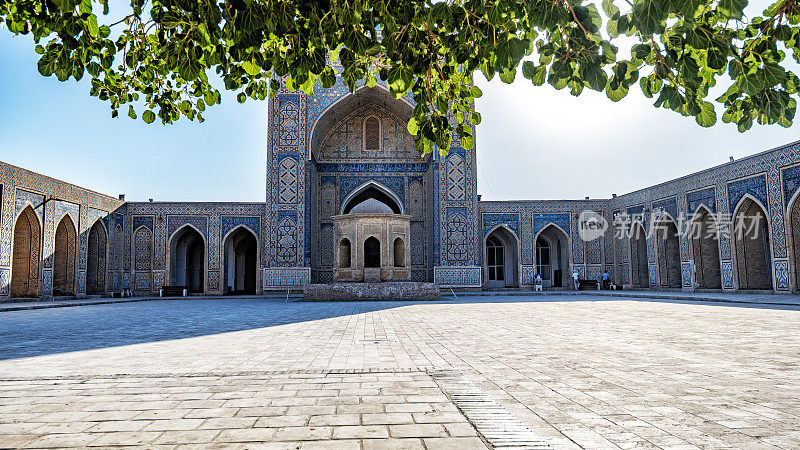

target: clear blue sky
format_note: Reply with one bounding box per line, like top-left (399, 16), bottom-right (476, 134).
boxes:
top-left (1, 27), bottom-right (798, 202)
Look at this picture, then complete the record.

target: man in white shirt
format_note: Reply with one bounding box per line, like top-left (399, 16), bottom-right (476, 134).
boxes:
top-left (572, 269), bottom-right (580, 291)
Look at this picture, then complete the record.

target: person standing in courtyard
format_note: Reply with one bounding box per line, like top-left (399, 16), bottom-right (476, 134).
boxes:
top-left (601, 270), bottom-right (611, 290)
top-left (534, 273), bottom-right (543, 291)
top-left (572, 269), bottom-right (580, 291)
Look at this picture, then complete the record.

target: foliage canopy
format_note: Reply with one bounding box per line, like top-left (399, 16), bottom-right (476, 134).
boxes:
top-left (2, 0), bottom-right (800, 153)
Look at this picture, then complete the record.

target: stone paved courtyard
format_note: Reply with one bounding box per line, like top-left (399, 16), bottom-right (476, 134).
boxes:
top-left (0, 295), bottom-right (799, 448)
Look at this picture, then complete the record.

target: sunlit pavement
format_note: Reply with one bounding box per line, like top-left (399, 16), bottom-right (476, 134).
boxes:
top-left (0, 296), bottom-right (798, 448)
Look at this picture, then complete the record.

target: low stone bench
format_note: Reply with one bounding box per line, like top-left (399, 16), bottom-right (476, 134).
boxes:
top-left (160, 286), bottom-right (187, 297)
top-left (578, 280), bottom-right (599, 290)
top-left (304, 282), bottom-right (440, 301)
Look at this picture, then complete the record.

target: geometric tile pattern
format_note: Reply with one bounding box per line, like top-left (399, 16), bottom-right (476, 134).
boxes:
top-left (446, 153), bottom-right (466, 201)
top-left (434, 266), bottom-right (482, 287)
top-left (774, 259), bottom-right (789, 290)
top-left (278, 157), bottom-right (298, 204)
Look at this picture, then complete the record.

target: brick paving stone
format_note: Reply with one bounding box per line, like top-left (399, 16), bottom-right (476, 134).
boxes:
top-left (423, 437), bottom-right (489, 449)
top-left (389, 423), bottom-right (449, 438)
top-left (331, 425), bottom-right (390, 439)
top-left (0, 296), bottom-right (798, 449)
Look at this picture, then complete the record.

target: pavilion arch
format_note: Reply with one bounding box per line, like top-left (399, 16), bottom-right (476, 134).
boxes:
top-left (655, 214), bottom-right (682, 288)
top-left (629, 221), bottom-right (650, 288)
top-left (308, 85), bottom-right (414, 159)
top-left (86, 219), bottom-right (108, 295)
top-left (533, 223), bottom-right (570, 288)
top-left (732, 194), bottom-right (773, 290)
top-left (688, 205), bottom-right (721, 289)
top-left (339, 238), bottom-right (352, 268)
top-left (222, 225), bottom-right (259, 295)
top-left (53, 213), bottom-right (77, 296)
top-left (11, 205), bottom-right (42, 298)
top-left (168, 224), bottom-right (207, 293)
top-left (364, 236), bottom-right (381, 268)
top-left (393, 237), bottom-right (406, 267)
top-left (341, 181), bottom-right (404, 215)
top-left (484, 225), bottom-right (520, 289)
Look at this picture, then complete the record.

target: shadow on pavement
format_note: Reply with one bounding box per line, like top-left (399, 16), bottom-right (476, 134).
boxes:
top-left (0, 295), bottom-right (797, 361)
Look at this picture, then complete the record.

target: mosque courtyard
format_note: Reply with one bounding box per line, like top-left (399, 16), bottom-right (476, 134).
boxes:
top-left (0, 296), bottom-right (797, 449)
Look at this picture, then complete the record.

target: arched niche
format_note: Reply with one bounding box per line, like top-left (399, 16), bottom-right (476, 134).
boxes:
top-left (223, 226), bottom-right (258, 295)
top-left (309, 86), bottom-right (414, 160)
top-left (169, 225), bottom-right (206, 293)
top-left (86, 220), bottom-right (107, 295)
top-left (53, 214), bottom-right (77, 296)
top-left (11, 206), bottom-right (41, 298)
top-left (630, 222), bottom-right (649, 288)
top-left (534, 224), bottom-right (570, 288)
top-left (485, 226), bottom-right (519, 288)
top-left (732, 196), bottom-right (772, 290)
top-left (689, 206), bottom-right (721, 289)
top-left (655, 216), bottom-right (681, 288)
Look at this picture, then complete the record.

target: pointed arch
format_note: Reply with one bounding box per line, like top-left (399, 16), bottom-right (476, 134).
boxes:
top-left (655, 215), bottom-right (681, 288)
top-left (341, 181), bottom-right (404, 215)
top-left (534, 224), bottom-right (570, 288)
top-left (11, 205), bottom-right (41, 298)
top-left (732, 194), bottom-right (772, 290)
top-left (364, 236), bottom-right (381, 268)
top-left (786, 187), bottom-right (800, 291)
top-left (222, 225), bottom-right (258, 294)
top-left (309, 85), bottom-right (414, 159)
top-left (629, 221), bottom-right (649, 288)
top-left (86, 220), bottom-right (108, 294)
top-left (689, 205), bottom-right (721, 289)
top-left (53, 214), bottom-right (77, 296)
top-left (168, 224), bottom-right (207, 293)
top-left (484, 225), bottom-right (520, 288)
top-left (393, 237), bottom-right (406, 267)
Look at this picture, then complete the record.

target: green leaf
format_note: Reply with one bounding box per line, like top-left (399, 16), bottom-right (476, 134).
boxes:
top-left (718, 0), bottom-right (747, 20)
top-left (695, 101), bottom-right (716, 127)
top-left (142, 110), bottom-right (156, 124)
top-left (407, 117), bottom-right (419, 135)
top-left (128, 105), bottom-right (137, 119)
top-left (632, 0), bottom-right (666, 35)
top-left (242, 61), bottom-right (261, 76)
top-left (602, 0), bottom-right (620, 18)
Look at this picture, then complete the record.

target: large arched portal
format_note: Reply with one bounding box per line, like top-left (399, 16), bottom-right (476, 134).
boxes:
top-left (733, 197), bottom-right (772, 290)
top-left (223, 227), bottom-right (257, 295)
top-left (485, 227), bottom-right (519, 288)
top-left (86, 221), bottom-right (107, 294)
top-left (170, 226), bottom-right (205, 293)
top-left (535, 225), bottom-right (570, 288)
top-left (656, 217), bottom-right (681, 288)
top-left (630, 222), bottom-right (649, 288)
top-left (689, 207), bottom-right (721, 289)
top-left (11, 206), bottom-right (41, 298)
top-left (53, 215), bottom-right (77, 296)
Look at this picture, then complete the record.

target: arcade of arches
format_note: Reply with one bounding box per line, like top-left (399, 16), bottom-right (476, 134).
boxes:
top-left (5, 80), bottom-right (800, 300)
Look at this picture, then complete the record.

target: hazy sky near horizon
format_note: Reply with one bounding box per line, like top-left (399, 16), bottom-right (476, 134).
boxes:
top-left (1, 27), bottom-right (798, 203)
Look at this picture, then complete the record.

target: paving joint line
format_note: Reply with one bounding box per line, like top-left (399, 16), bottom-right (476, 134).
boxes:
top-left (430, 369), bottom-right (551, 449)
